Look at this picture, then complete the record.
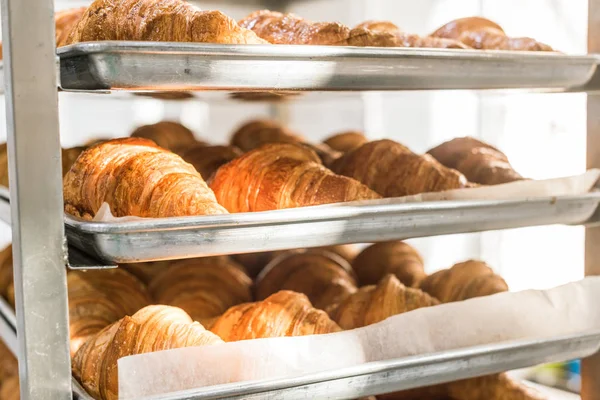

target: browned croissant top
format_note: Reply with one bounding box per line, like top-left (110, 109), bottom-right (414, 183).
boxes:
top-left (179, 144), bottom-right (243, 182)
top-left (210, 143), bottom-right (380, 212)
top-left (0, 340), bottom-right (17, 392)
top-left (55, 7), bottom-right (88, 47)
top-left (130, 121), bottom-right (198, 153)
top-left (323, 131), bottom-right (368, 154)
top-left (231, 119), bottom-right (304, 151)
top-left (66, 0), bottom-right (267, 45)
top-left (63, 138), bottom-right (227, 219)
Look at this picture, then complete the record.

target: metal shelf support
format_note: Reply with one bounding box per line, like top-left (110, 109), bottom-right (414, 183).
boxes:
top-left (0, 0), bottom-right (72, 399)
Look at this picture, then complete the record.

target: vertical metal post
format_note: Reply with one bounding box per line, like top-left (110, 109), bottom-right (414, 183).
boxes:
top-left (584, 2), bottom-right (600, 399)
top-left (1, 0), bottom-right (72, 398)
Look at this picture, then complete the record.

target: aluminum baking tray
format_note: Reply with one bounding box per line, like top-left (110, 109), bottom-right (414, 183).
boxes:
top-left (65, 192), bottom-right (600, 264)
top-left (57, 42), bottom-right (599, 92)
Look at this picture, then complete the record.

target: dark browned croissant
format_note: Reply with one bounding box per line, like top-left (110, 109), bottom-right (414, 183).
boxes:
top-left (332, 140), bottom-right (468, 197)
top-left (211, 290), bottom-right (341, 341)
top-left (148, 257), bottom-right (252, 328)
top-left (73, 305), bottom-right (222, 400)
top-left (323, 131), bottom-right (368, 154)
top-left (130, 121), bottom-right (198, 153)
top-left (352, 242), bottom-right (426, 287)
top-left (63, 138), bottom-right (227, 219)
top-left (431, 17), bottom-right (552, 51)
top-left (67, 269), bottom-right (151, 356)
top-left (428, 137), bottom-right (524, 185)
top-left (179, 144), bottom-right (242, 181)
top-left (66, 0), bottom-right (267, 45)
top-left (210, 143), bottom-right (380, 212)
top-left (419, 260), bottom-right (508, 303)
top-left (255, 250), bottom-right (358, 312)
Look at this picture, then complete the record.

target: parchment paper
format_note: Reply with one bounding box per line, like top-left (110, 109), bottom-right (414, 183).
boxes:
top-left (118, 277), bottom-right (600, 399)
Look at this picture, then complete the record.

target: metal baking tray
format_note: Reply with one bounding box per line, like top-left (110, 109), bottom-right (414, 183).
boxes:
top-left (65, 192), bottom-right (600, 264)
top-left (57, 42), bottom-right (599, 92)
top-left (143, 331), bottom-right (600, 400)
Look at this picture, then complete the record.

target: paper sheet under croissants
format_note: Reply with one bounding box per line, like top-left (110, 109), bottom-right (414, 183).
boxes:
top-left (119, 277), bottom-right (600, 399)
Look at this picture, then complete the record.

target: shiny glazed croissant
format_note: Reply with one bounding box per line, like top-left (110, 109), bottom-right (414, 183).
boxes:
top-left (148, 257), bottom-right (252, 327)
top-left (255, 250), bottom-right (358, 311)
top-left (67, 269), bottom-right (152, 356)
top-left (431, 17), bottom-right (552, 51)
top-left (66, 0), bottom-right (267, 45)
top-left (73, 305), bottom-right (222, 400)
top-left (63, 138), bottom-right (228, 219)
top-left (179, 144), bottom-right (242, 181)
top-left (332, 139), bottom-right (468, 197)
top-left (323, 131), bottom-right (368, 154)
top-left (130, 121), bottom-right (198, 153)
top-left (428, 137), bottom-right (524, 185)
top-left (210, 143), bottom-right (380, 212)
top-left (419, 260), bottom-right (508, 303)
top-left (352, 241), bottom-right (426, 287)
top-left (210, 290), bottom-right (341, 341)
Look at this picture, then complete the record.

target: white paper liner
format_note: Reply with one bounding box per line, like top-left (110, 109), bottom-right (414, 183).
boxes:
top-left (118, 277), bottom-right (600, 399)
top-left (93, 170), bottom-right (600, 222)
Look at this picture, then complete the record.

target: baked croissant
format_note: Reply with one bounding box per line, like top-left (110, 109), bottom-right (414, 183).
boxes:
top-left (431, 17), bottom-right (553, 51)
top-left (66, 0), bottom-right (267, 45)
top-left (148, 257), bottom-right (252, 328)
top-left (419, 260), bottom-right (508, 303)
top-left (352, 241), bottom-right (426, 287)
top-left (0, 340), bottom-right (17, 391)
top-left (73, 305), bottom-right (222, 400)
top-left (255, 250), bottom-right (358, 312)
top-left (330, 274), bottom-right (438, 330)
top-left (0, 374), bottom-right (19, 400)
top-left (63, 138), bottom-right (228, 219)
top-left (210, 290), bottom-right (341, 341)
top-left (323, 131), bottom-right (368, 154)
top-left (130, 121), bottom-right (198, 153)
top-left (239, 10), bottom-right (349, 45)
top-left (120, 260), bottom-right (172, 285)
top-left (210, 143), bottom-right (380, 212)
top-left (332, 139), bottom-right (468, 197)
top-left (0, 245), bottom-right (13, 306)
top-left (179, 144), bottom-right (242, 181)
top-left (67, 268), bottom-right (152, 356)
top-left (428, 137), bottom-right (524, 185)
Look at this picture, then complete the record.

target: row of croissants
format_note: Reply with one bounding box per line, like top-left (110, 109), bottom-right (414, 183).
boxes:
top-left (0, 0), bottom-right (553, 62)
top-left (45, 118), bottom-right (524, 220)
top-left (0, 240), bottom-right (543, 400)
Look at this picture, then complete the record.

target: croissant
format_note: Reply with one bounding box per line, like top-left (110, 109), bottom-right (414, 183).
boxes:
top-left (352, 241), bottom-right (426, 287)
top-left (428, 137), bottom-right (524, 185)
top-left (130, 121), bottom-right (198, 153)
top-left (239, 10), bottom-right (349, 45)
top-left (0, 374), bottom-right (19, 400)
top-left (120, 260), bottom-right (171, 285)
top-left (319, 245), bottom-right (359, 264)
top-left (211, 290), bottom-right (341, 341)
top-left (419, 260), bottom-right (508, 303)
top-left (0, 341), bottom-right (17, 390)
top-left (323, 131), bottom-right (368, 154)
top-left (255, 250), bottom-right (357, 312)
top-left (179, 144), bottom-right (242, 181)
top-left (73, 305), bottom-right (222, 400)
top-left (63, 138), bottom-right (227, 219)
top-left (332, 139), bottom-right (468, 197)
top-left (0, 245), bottom-right (13, 306)
top-left (148, 257), bottom-right (252, 327)
top-left (67, 269), bottom-right (152, 356)
top-left (231, 251), bottom-right (288, 278)
top-left (66, 0), bottom-right (267, 45)
top-left (431, 17), bottom-right (553, 51)
top-left (330, 274), bottom-right (438, 329)
top-left (210, 143), bottom-right (380, 212)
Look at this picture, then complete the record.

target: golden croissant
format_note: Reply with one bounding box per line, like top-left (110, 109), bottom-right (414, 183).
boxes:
top-left (179, 144), bottom-right (242, 182)
top-left (0, 246), bottom-right (14, 307)
top-left (210, 290), bottom-right (341, 341)
top-left (255, 250), bottom-right (358, 312)
top-left (428, 137), bottom-right (524, 185)
top-left (352, 241), bottom-right (426, 287)
top-left (130, 121), bottom-right (198, 153)
top-left (73, 305), bottom-right (222, 400)
top-left (210, 143), bottom-right (380, 212)
top-left (0, 340), bottom-right (17, 392)
top-left (148, 257), bottom-right (252, 327)
top-left (0, 374), bottom-right (19, 400)
top-left (67, 268), bottom-right (151, 356)
top-left (66, 0), bottom-right (267, 45)
top-left (332, 139), bottom-right (468, 197)
top-left (63, 138), bottom-right (228, 219)
top-left (431, 17), bottom-right (553, 51)
top-left (323, 131), bottom-right (368, 154)
top-left (419, 260), bottom-right (508, 303)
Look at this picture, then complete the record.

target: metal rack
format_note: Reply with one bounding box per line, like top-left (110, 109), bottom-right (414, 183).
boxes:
top-left (2, 1), bottom-right (600, 400)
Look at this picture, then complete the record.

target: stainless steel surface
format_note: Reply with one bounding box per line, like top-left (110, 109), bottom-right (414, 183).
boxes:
top-left (1, 0), bottom-right (73, 399)
top-left (64, 193), bottom-right (600, 264)
top-left (58, 42), bottom-right (598, 92)
top-left (142, 332), bottom-right (600, 400)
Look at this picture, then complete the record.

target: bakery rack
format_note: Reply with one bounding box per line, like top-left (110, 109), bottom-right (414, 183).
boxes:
top-left (2, 1), bottom-right (600, 400)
